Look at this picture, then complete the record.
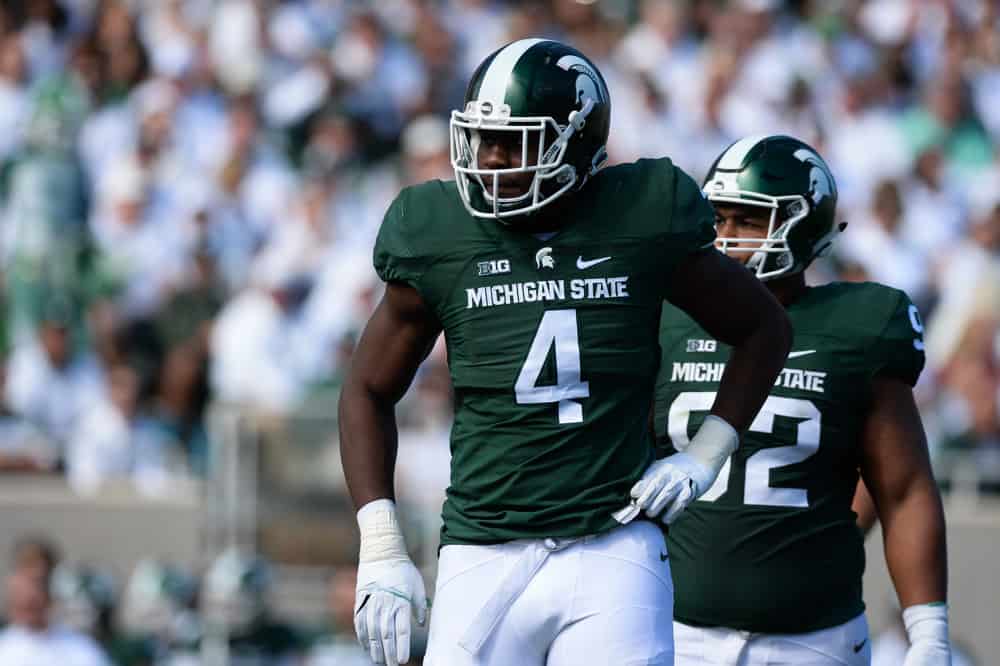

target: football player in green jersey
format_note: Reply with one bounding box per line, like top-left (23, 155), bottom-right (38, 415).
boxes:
top-left (656, 135), bottom-right (949, 666)
top-left (339, 39), bottom-right (793, 666)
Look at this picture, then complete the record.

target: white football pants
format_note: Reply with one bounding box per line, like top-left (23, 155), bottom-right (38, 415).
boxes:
top-left (674, 612), bottom-right (871, 666)
top-left (424, 520), bottom-right (674, 666)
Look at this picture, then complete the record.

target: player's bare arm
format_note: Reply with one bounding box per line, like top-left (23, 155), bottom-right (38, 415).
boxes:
top-left (338, 281), bottom-right (441, 666)
top-left (667, 248), bottom-right (792, 433)
top-left (860, 375), bottom-right (949, 664)
top-left (340, 282), bottom-right (442, 508)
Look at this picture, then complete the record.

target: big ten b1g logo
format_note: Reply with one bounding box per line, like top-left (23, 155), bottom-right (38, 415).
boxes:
top-left (478, 259), bottom-right (511, 277)
top-left (686, 339), bottom-right (717, 353)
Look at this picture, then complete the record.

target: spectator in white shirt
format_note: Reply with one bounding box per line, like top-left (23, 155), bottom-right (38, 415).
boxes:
top-left (210, 266), bottom-right (316, 414)
top-left (0, 353), bottom-right (58, 473)
top-left (900, 147), bottom-right (969, 257)
top-left (0, 33), bottom-right (29, 163)
top-left (4, 301), bottom-right (105, 447)
top-left (66, 363), bottom-right (187, 496)
top-left (0, 538), bottom-right (110, 666)
top-left (836, 179), bottom-right (932, 304)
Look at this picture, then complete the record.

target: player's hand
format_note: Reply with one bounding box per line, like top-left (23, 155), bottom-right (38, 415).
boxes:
top-left (613, 451), bottom-right (718, 525)
top-left (354, 556), bottom-right (427, 666)
top-left (613, 415), bottom-right (737, 525)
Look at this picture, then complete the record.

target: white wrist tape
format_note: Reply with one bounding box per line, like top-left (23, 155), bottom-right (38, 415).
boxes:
top-left (686, 415), bottom-right (739, 475)
top-left (357, 498), bottom-right (409, 563)
top-left (903, 602), bottom-right (949, 645)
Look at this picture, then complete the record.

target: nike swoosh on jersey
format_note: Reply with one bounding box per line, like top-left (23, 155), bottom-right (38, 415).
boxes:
top-left (576, 256), bottom-right (612, 269)
top-left (787, 350), bottom-right (817, 359)
top-left (853, 639), bottom-right (867, 653)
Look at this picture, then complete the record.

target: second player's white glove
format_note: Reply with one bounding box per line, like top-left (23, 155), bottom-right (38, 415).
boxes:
top-left (354, 499), bottom-right (428, 666)
top-left (613, 415), bottom-right (738, 525)
top-left (902, 603), bottom-right (951, 666)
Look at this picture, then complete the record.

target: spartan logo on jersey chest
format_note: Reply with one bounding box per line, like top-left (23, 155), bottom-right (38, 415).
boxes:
top-left (686, 339), bottom-right (717, 353)
top-left (535, 247), bottom-right (555, 270)
top-left (477, 259), bottom-right (511, 276)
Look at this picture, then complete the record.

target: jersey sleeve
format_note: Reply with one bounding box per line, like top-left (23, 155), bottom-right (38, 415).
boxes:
top-left (372, 188), bottom-right (427, 289)
top-left (868, 290), bottom-right (926, 386)
top-left (666, 165), bottom-right (717, 255)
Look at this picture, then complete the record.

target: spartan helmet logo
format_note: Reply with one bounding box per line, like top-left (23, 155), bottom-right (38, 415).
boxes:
top-left (556, 54), bottom-right (604, 107)
top-left (793, 147), bottom-right (833, 206)
top-left (535, 247), bottom-right (555, 270)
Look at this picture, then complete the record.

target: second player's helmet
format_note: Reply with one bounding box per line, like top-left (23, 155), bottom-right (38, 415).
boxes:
top-left (450, 38), bottom-right (611, 220)
top-left (703, 135), bottom-right (840, 281)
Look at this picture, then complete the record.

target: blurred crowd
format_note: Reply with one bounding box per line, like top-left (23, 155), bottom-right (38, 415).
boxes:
top-left (0, 0), bottom-right (997, 511)
top-left (0, 536), bottom-right (378, 665)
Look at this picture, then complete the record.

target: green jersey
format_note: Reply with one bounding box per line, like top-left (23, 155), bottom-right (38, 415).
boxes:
top-left (655, 281), bottom-right (925, 633)
top-left (373, 158), bottom-right (715, 545)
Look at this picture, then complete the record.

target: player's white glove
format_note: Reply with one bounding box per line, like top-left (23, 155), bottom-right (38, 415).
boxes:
top-left (613, 415), bottom-right (738, 525)
top-left (354, 499), bottom-right (428, 666)
top-left (902, 603), bottom-right (951, 666)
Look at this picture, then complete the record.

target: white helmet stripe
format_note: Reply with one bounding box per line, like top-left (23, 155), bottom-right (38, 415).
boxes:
top-left (477, 38), bottom-right (548, 104)
top-left (717, 134), bottom-right (769, 170)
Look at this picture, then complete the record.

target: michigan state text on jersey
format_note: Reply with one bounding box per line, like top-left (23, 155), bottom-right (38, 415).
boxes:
top-left (656, 135), bottom-right (949, 666)
top-left (340, 41), bottom-right (792, 666)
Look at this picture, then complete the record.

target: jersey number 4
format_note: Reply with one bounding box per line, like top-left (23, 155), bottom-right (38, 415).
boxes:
top-left (669, 392), bottom-right (821, 508)
top-left (515, 309), bottom-right (590, 424)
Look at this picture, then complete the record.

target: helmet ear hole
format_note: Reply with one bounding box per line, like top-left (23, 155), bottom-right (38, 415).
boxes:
top-left (783, 199), bottom-right (807, 220)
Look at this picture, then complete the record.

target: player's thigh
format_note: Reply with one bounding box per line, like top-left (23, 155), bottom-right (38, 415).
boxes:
top-left (424, 543), bottom-right (545, 666)
top-left (674, 621), bottom-right (748, 666)
top-left (745, 613), bottom-right (871, 666)
top-left (546, 521), bottom-right (675, 666)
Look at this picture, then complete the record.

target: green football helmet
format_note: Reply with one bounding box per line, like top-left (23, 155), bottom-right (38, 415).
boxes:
top-left (703, 135), bottom-right (841, 281)
top-left (450, 38), bottom-right (611, 220)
